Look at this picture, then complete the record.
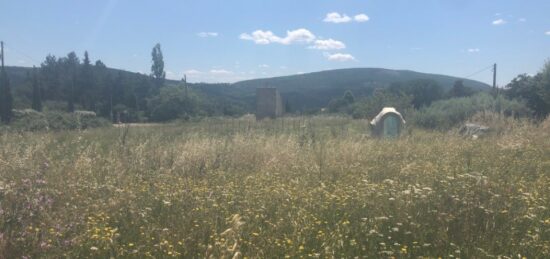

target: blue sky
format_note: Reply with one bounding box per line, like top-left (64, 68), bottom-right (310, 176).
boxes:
top-left (1, 0), bottom-right (549, 85)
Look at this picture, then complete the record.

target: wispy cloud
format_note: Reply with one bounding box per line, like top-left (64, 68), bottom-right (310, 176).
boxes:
top-left (324, 12), bottom-right (352, 23)
top-left (324, 52), bottom-right (355, 62)
top-left (518, 18), bottom-right (527, 22)
top-left (197, 32), bottom-right (218, 37)
top-left (184, 69), bottom-right (202, 75)
top-left (210, 69), bottom-right (233, 75)
top-left (259, 64), bottom-right (269, 68)
top-left (309, 39), bottom-right (346, 50)
top-left (492, 19), bottom-right (506, 25)
top-left (354, 14), bottom-right (369, 22)
top-left (324, 12), bottom-right (369, 23)
top-left (467, 48), bottom-right (480, 53)
top-left (240, 28), bottom-right (315, 45)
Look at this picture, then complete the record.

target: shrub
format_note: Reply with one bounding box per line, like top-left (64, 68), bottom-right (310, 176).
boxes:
top-left (412, 93), bottom-right (531, 129)
top-left (1, 110), bottom-right (111, 132)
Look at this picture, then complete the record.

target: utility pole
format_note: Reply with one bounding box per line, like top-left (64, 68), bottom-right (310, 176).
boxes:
top-left (492, 63), bottom-right (497, 90)
top-left (1, 41), bottom-right (4, 69)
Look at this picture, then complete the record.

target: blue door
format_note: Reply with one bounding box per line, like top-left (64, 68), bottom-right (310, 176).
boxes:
top-left (383, 116), bottom-right (399, 138)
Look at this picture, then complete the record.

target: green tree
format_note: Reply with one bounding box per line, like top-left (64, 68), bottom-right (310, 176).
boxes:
top-left (448, 80), bottom-right (474, 98)
top-left (406, 79), bottom-right (444, 108)
top-left (40, 54), bottom-right (60, 100)
top-left (0, 68), bottom-right (13, 123)
top-left (31, 66), bottom-right (42, 111)
top-left (343, 90), bottom-right (355, 104)
top-left (80, 51), bottom-right (95, 110)
top-left (151, 43), bottom-right (166, 88)
top-left (59, 52), bottom-right (80, 112)
top-left (535, 60), bottom-right (550, 117)
top-left (506, 61), bottom-right (550, 118)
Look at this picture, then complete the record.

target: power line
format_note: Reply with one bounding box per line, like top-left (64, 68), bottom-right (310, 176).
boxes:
top-left (463, 64), bottom-right (494, 79)
top-left (2, 42), bottom-right (41, 65)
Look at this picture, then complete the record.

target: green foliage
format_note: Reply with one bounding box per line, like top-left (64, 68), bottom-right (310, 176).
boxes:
top-left (3, 110), bottom-right (110, 131)
top-left (150, 43), bottom-right (166, 88)
top-left (412, 93), bottom-right (531, 129)
top-left (148, 86), bottom-right (198, 122)
top-left (390, 79), bottom-right (445, 108)
top-left (343, 90), bottom-right (355, 104)
top-left (31, 67), bottom-right (42, 111)
top-left (448, 80), bottom-right (475, 98)
top-left (350, 88), bottom-right (413, 119)
top-left (505, 60), bottom-right (550, 118)
top-left (327, 90), bottom-right (356, 113)
top-left (0, 69), bottom-right (13, 123)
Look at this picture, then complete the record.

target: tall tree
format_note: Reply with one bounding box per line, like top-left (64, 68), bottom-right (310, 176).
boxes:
top-left (40, 54), bottom-right (60, 100)
top-left (62, 52), bottom-right (80, 112)
top-left (0, 68), bottom-right (13, 123)
top-left (80, 51), bottom-right (95, 110)
top-left (151, 43), bottom-right (166, 88)
top-left (31, 66), bottom-right (42, 111)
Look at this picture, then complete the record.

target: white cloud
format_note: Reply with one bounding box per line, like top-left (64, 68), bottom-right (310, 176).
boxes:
top-left (240, 28), bottom-right (315, 45)
top-left (197, 32), bottom-right (218, 37)
top-left (354, 14), bottom-right (370, 22)
top-left (324, 12), bottom-right (369, 23)
top-left (210, 69), bottom-right (233, 75)
top-left (325, 53), bottom-right (355, 62)
top-left (545, 31), bottom-right (550, 35)
top-left (492, 19), bottom-right (506, 25)
top-left (467, 48), bottom-right (480, 53)
top-left (309, 39), bottom-right (346, 50)
top-left (518, 18), bottom-right (527, 22)
top-left (184, 69), bottom-right (202, 75)
top-left (280, 66), bottom-right (287, 69)
top-left (323, 12), bottom-right (352, 23)
top-left (259, 64), bottom-right (269, 68)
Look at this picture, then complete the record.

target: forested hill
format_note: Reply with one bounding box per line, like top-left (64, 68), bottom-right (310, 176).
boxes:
top-left (5, 65), bottom-right (489, 115)
top-left (204, 68), bottom-right (490, 111)
top-left (233, 68), bottom-right (489, 92)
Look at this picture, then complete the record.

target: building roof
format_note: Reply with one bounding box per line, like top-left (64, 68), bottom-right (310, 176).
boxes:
top-left (370, 107), bottom-right (406, 125)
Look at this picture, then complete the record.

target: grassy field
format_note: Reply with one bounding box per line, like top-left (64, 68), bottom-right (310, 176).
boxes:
top-left (1, 116), bottom-right (549, 258)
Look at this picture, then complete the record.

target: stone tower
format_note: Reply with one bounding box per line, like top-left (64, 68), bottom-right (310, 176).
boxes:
top-left (256, 88), bottom-right (283, 120)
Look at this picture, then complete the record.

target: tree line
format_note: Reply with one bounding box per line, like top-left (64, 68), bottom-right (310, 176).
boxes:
top-left (0, 43), bottom-right (245, 124)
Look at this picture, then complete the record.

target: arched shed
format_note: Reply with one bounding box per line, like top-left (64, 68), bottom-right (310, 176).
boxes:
top-left (370, 107), bottom-right (406, 138)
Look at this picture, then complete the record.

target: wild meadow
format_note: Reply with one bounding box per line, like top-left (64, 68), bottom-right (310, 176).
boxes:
top-left (0, 116), bottom-right (549, 258)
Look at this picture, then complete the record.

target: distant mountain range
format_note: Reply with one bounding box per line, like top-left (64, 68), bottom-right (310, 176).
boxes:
top-left (5, 66), bottom-right (490, 112)
top-left (193, 68), bottom-right (490, 111)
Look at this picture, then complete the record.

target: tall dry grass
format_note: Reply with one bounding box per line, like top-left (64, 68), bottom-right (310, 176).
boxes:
top-left (0, 116), bottom-right (549, 258)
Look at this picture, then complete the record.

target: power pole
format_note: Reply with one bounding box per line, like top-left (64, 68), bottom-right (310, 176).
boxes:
top-left (1, 41), bottom-right (4, 69)
top-left (493, 63), bottom-right (497, 90)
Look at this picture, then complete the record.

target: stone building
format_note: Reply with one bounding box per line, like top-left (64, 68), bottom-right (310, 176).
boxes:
top-left (256, 88), bottom-right (283, 120)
